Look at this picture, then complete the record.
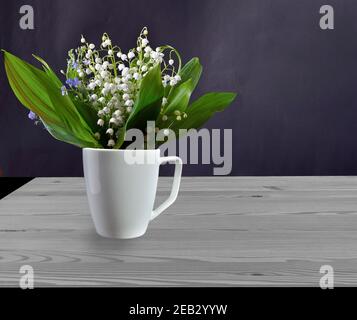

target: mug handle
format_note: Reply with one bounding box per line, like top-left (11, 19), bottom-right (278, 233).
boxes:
top-left (151, 156), bottom-right (183, 221)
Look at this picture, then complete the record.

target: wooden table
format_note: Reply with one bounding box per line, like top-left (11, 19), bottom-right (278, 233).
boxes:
top-left (0, 177), bottom-right (357, 287)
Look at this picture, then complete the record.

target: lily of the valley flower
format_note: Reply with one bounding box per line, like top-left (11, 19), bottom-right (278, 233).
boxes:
top-left (61, 86), bottom-right (68, 96)
top-left (65, 77), bottom-right (81, 88)
top-left (28, 111), bottom-right (37, 120)
top-left (62, 27), bottom-right (183, 148)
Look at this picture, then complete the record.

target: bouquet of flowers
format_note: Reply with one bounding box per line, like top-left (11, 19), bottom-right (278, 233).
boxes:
top-left (3, 27), bottom-right (236, 149)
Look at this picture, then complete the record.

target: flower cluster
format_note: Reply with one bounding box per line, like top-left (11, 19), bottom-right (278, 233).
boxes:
top-left (61, 27), bottom-right (183, 147)
top-left (5, 26), bottom-right (237, 150)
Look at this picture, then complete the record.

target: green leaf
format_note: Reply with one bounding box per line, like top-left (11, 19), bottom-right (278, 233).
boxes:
top-left (44, 122), bottom-right (98, 148)
top-left (3, 50), bottom-right (61, 125)
top-left (171, 92), bottom-right (237, 133)
top-left (128, 64), bottom-right (164, 126)
top-left (165, 79), bottom-right (193, 114)
top-left (32, 54), bottom-right (62, 87)
top-left (3, 50), bottom-right (100, 148)
top-left (114, 126), bottom-right (127, 149)
top-left (128, 99), bottom-right (162, 132)
top-left (178, 57), bottom-right (202, 91)
top-left (115, 64), bottom-right (164, 148)
top-left (164, 58), bottom-right (201, 111)
top-left (68, 92), bottom-right (99, 132)
top-left (29, 61), bottom-right (99, 147)
top-left (33, 54), bottom-right (100, 145)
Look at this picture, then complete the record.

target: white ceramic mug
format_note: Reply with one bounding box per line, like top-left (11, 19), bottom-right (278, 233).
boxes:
top-left (83, 148), bottom-right (182, 239)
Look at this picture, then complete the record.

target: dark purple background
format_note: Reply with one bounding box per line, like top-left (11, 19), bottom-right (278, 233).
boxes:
top-left (1, 0), bottom-right (357, 176)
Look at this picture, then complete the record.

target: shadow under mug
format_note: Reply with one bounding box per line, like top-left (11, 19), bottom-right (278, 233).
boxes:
top-left (83, 148), bottom-right (182, 239)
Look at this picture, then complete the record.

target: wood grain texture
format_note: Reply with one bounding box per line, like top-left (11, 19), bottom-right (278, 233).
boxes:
top-left (1, 177), bottom-right (357, 287)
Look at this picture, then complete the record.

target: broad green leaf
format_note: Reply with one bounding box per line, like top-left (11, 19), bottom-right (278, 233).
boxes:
top-left (128, 99), bottom-right (162, 132)
top-left (115, 64), bottom-right (164, 148)
top-left (3, 50), bottom-right (61, 125)
top-left (178, 57), bottom-right (202, 91)
top-left (171, 92), bottom-right (237, 133)
top-left (164, 58), bottom-right (201, 107)
top-left (44, 122), bottom-right (98, 148)
top-left (128, 64), bottom-right (164, 126)
top-left (67, 92), bottom-right (98, 132)
top-left (3, 50), bottom-right (100, 148)
top-left (32, 54), bottom-right (62, 87)
top-left (33, 54), bottom-right (100, 144)
top-left (38, 71), bottom-right (100, 147)
top-left (165, 79), bottom-right (193, 114)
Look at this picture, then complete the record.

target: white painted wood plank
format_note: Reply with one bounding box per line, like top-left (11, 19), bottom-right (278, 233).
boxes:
top-left (1, 177), bottom-right (357, 287)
